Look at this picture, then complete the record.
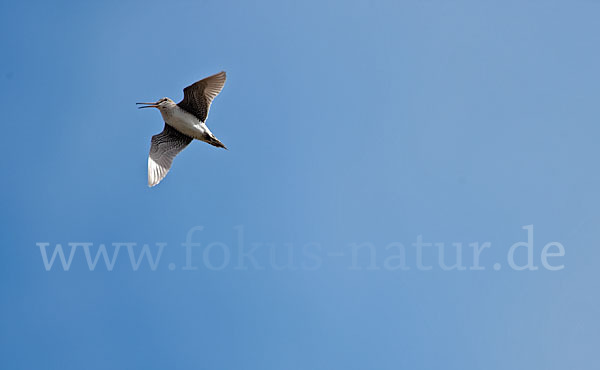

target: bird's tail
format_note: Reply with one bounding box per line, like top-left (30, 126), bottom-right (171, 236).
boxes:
top-left (206, 135), bottom-right (227, 150)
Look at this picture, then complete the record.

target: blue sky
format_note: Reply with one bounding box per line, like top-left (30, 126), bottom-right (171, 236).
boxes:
top-left (1, 0), bottom-right (599, 369)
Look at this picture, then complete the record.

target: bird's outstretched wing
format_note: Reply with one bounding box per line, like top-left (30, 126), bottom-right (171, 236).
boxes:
top-left (178, 71), bottom-right (226, 123)
top-left (148, 124), bottom-right (193, 187)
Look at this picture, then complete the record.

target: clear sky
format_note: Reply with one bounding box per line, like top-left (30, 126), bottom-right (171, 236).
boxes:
top-left (1, 0), bottom-right (599, 369)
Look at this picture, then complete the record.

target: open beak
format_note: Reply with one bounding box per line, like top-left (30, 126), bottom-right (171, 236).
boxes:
top-left (136, 102), bottom-right (159, 109)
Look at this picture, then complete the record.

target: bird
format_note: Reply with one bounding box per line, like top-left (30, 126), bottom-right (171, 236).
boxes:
top-left (137, 71), bottom-right (227, 187)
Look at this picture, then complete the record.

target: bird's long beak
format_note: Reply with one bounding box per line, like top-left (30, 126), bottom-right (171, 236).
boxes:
top-left (136, 102), bottom-right (159, 109)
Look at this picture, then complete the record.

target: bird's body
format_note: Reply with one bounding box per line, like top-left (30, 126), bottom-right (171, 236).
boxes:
top-left (157, 100), bottom-right (219, 145)
top-left (137, 71), bottom-right (227, 187)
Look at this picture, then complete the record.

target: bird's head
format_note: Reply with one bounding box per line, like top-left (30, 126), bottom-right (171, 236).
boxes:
top-left (136, 97), bottom-right (175, 110)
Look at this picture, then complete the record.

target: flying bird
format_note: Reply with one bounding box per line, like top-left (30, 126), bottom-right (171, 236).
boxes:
top-left (137, 71), bottom-right (227, 187)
